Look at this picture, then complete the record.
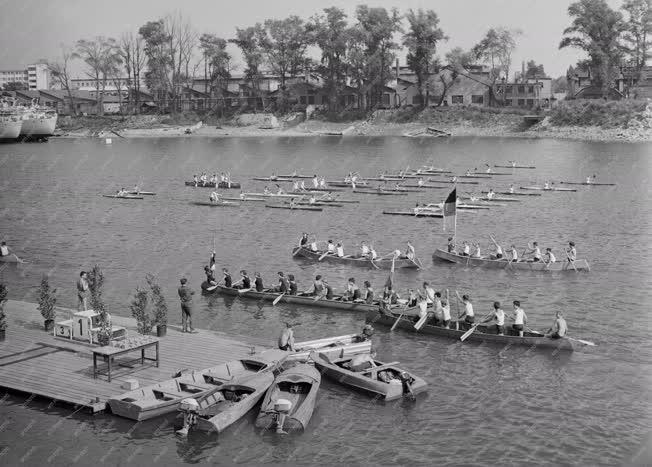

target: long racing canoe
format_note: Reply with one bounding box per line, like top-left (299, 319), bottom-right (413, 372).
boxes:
top-left (365, 310), bottom-right (575, 351)
top-left (427, 179), bottom-right (480, 185)
top-left (494, 164), bottom-right (536, 169)
top-left (481, 191), bottom-right (542, 197)
top-left (559, 181), bottom-right (616, 186)
top-left (185, 181), bottom-right (241, 189)
top-left (383, 210), bottom-right (443, 218)
top-left (432, 248), bottom-right (590, 271)
top-left (191, 201), bottom-right (239, 207)
top-left (265, 204), bottom-right (323, 211)
top-left (520, 186), bottom-right (577, 192)
top-left (103, 194), bottom-right (143, 199)
top-left (292, 246), bottom-right (420, 269)
top-left (352, 189), bottom-right (408, 196)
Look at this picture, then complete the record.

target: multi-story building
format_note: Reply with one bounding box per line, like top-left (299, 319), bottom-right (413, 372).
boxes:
top-left (495, 77), bottom-right (554, 108)
top-left (0, 64), bottom-right (49, 90)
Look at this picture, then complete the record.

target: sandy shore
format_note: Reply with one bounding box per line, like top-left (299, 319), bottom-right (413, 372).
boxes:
top-left (54, 119), bottom-right (652, 143)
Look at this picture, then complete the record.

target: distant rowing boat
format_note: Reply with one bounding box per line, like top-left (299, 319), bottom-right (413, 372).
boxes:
top-left (277, 174), bottom-right (314, 179)
top-left (0, 254), bottom-right (24, 263)
top-left (458, 174), bottom-right (493, 179)
top-left (400, 184), bottom-right (446, 189)
top-left (282, 201), bottom-right (344, 207)
top-left (127, 191), bottom-right (156, 195)
top-left (292, 246), bottom-right (420, 269)
top-left (520, 186), bottom-right (577, 192)
top-left (191, 201), bottom-right (239, 207)
top-left (481, 191), bottom-right (542, 197)
top-left (460, 196), bottom-right (520, 202)
top-left (383, 210), bottom-right (443, 218)
top-left (221, 197), bottom-right (266, 202)
top-left (474, 172), bottom-right (512, 176)
top-left (559, 181), bottom-right (616, 186)
top-left (427, 179), bottom-right (480, 185)
top-left (185, 181), bottom-right (241, 189)
top-left (265, 204), bottom-right (323, 211)
top-left (103, 194), bottom-right (143, 199)
top-left (252, 177), bottom-right (295, 182)
top-left (494, 164), bottom-right (536, 169)
top-left (352, 189), bottom-right (409, 196)
top-left (432, 248), bottom-right (590, 271)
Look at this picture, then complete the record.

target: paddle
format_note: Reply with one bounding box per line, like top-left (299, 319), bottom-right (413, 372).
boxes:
top-left (318, 251), bottom-right (330, 261)
top-left (460, 312), bottom-right (493, 341)
top-left (312, 292), bottom-right (325, 302)
top-left (272, 293), bottom-right (285, 306)
top-left (237, 287), bottom-right (252, 294)
top-left (292, 244), bottom-right (305, 256)
top-left (526, 327), bottom-right (595, 346)
top-left (369, 256), bottom-right (380, 269)
top-left (390, 303), bottom-right (409, 331)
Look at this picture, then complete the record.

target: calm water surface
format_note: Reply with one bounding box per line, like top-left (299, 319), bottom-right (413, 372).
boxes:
top-left (0, 136), bottom-right (651, 466)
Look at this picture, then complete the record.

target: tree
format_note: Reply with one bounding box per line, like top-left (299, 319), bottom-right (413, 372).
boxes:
top-left (49, 45), bottom-right (77, 116)
top-left (525, 60), bottom-right (546, 79)
top-left (552, 75), bottom-right (569, 93)
top-left (2, 81), bottom-right (28, 91)
top-left (75, 36), bottom-right (121, 115)
top-left (230, 26), bottom-right (265, 111)
top-left (438, 47), bottom-right (474, 106)
top-left (559, 0), bottom-right (625, 98)
top-left (257, 16), bottom-right (311, 112)
top-left (352, 5), bottom-right (402, 109)
top-left (621, 0), bottom-right (651, 74)
top-left (473, 27), bottom-right (521, 104)
top-left (119, 32), bottom-right (146, 114)
top-left (308, 7), bottom-right (350, 112)
top-left (199, 33), bottom-right (231, 115)
top-left (402, 8), bottom-right (447, 109)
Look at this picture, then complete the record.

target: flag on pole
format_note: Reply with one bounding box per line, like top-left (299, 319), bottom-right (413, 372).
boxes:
top-left (443, 188), bottom-right (456, 232)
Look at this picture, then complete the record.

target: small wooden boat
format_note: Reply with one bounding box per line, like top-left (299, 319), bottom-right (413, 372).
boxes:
top-left (520, 186), bottom-right (577, 192)
top-left (365, 310), bottom-right (575, 351)
top-left (288, 334), bottom-right (372, 362)
top-left (127, 191), bottom-right (156, 195)
top-left (310, 351), bottom-right (427, 401)
top-left (108, 349), bottom-right (287, 421)
top-left (265, 204), bottom-right (323, 211)
top-left (292, 246), bottom-right (420, 269)
top-left (252, 177), bottom-right (295, 182)
top-left (559, 181), bottom-right (616, 186)
top-left (0, 254), bottom-right (24, 263)
top-left (103, 194), bottom-right (143, 199)
top-left (255, 364), bottom-right (321, 432)
top-left (481, 191), bottom-right (542, 197)
top-left (191, 201), bottom-right (239, 207)
top-left (205, 284), bottom-right (384, 313)
top-left (352, 189), bottom-right (409, 196)
top-left (185, 181), bottom-right (241, 189)
top-left (432, 248), bottom-right (590, 271)
top-left (383, 210), bottom-right (443, 218)
top-left (177, 371), bottom-right (274, 434)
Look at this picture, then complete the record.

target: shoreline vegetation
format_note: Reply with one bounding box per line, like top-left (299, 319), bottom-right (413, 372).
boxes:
top-left (54, 99), bottom-right (652, 143)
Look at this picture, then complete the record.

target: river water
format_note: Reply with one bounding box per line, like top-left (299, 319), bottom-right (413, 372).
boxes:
top-left (0, 136), bottom-right (650, 466)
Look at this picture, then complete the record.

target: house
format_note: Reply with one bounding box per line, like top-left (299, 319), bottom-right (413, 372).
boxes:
top-left (566, 66), bottom-right (624, 100)
top-left (616, 65), bottom-right (652, 99)
top-left (494, 77), bottom-right (554, 108)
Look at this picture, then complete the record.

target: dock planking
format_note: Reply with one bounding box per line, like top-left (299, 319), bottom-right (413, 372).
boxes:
top-left (0, 300), bottom-right (270, 413)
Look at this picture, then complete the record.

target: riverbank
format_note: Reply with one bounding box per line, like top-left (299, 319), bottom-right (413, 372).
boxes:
top-left (54, 100), bottom-right (652, 143)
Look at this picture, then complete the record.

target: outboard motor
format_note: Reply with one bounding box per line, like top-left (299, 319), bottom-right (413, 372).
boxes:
top-left (273, 398), bottom-right (292, 434)
top-left (176, 398), bottom-right (200, 437)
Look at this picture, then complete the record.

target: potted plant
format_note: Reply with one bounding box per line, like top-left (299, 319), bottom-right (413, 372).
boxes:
top-left (147, 274), bottom-right (168, 337)
top-left (0, 284), bottom-right (7, 341)
top-left (88, 265), bottom-right (111, 345)
top-left (130, 287), bottom-right (153, 335)
top-left (37, 276), bottom-right (57, 332)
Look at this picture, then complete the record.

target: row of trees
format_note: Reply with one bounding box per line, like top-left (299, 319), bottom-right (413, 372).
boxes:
top-left (49, 5), bottom-right (527, 114)
top-left (560, 0), bottom-right (651, 98)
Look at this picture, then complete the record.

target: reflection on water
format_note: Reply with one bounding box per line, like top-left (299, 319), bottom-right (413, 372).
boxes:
top-left (0, 136), bottom-right (651, 465)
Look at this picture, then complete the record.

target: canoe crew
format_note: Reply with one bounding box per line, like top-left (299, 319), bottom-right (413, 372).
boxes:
top-left (220, 172), bottom-right (228, 183)
top-left (566, 241), bottom-right (577, 262)
top-left (288, 274), bottom-right (298, 295)
top-left (300, 180), bottom-right (307, 191)
top-left (326, 239), bottom-right (335, 254)
top-left (210, 174), bottom-right (217, 184)
top-left (461, 241), bottom-right (470, 256)
top-left (193, 174), bottom-right (199, 185)
top-left (509, 160), bottom-right (516, 168)
top-left (441, 299), bottom-right (451, 328)
top-left (451, 176), bottom-right (457, 183)
top-left (276, 271), bottom-right (289, 293)
top-left (486, 189), bottom-right (495, 200)
top-left (278, 323), bottom-right (295, 351)
top-left (233, 270), bottom-right (251, 289)
top-left (209, 191), bottom-right (220, 203)
top-left (345, 278), bottom-right (360, 301)
top-left (360, 241), bottom-right (370, 257)
top-left (307, 236), bottom-right (318, 252)
top-left (323, 280), bottom-right (334, 299)
top-left (307, 275), bottom-right (324, 296)
top-left (544, 248), bottom-right (556, 264)
top-left (394, 182), bottom-right (402, 191)
top-left (222, 268), bottom-right (232, 288)
top-left (423, 282), bottom-right (435, 305)
top-left (447, 237), bottom-right (456, 253)
top-left (363, 281), bottom-right (374, 304)
top-left (116, 187), bottom-right (128, 197)
top-left (585, 176), bottom-right (591, 184)
top-left (336, 242), bottom-right (344, 257)
top-left (509, 184), bottom-right (515, 194)
top-left (527, 242), bottom-right (542, 262)
top-left (270, 172), bottom-right (278, 181)
top-left (293, 180), bottom-right (299, 191)
top-left (511, 300), bottom-right (527, 337)
top-left (465, 170), bottom-right (471, 176)
top-left (254, 272), bottom-right (264, 292)
top-left (319, 177), bottom-right (326, 188)
top-left (482, 302), bottom-right (505, 335)
top-left (289, 198), bottom-right (297, 209)
top-left (510, 245), bottom-right (518, 262)
top-left (493, 242), bottom-right (504, 259)
top-left (133, 184), bottom-right (140, 194)
top-left (544, 181), bottom-right (551, 190)
top-left (407, 288), bottom-right (418, 307)
top-left (405, 241), bottom-right (416, 260)
top-left (300, 232), bottom-right (309, 247)
top-left (432, 292), bottom-right (443, 325)
top-left (263, 186), bottom-right (271, 195)
top-left (417, 178), bottom-right (425, 187)
top-left (312, 175), bottom-right (319, 188)
top-left (486, 166), bottom-right (492, 174)
top-left (209, 251), bottom-right (216, 272)
top-left (0, 241), bottom-right (9, 257)
top-left (473, 243), bottom-right (482, 258)
top-left (308, 195), bottom-right (317, 204)
top-left (545, 311), bottom-right (568, 339)
top-left (276, 184), bottom-right (285, 195)
top-left (204, 266), bottom-right (217, 285)
top-left (200, 172), bottom-right (208, 184)
top-left (459, 294), bottom-right (475, 324)
top-left (239, 191), bottom-right (246, 200)
top-left (369, 245), bottom-right (378, 260)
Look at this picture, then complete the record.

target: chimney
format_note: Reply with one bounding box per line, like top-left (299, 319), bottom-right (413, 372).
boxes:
top-left (522, 61), bottom-right (525, 82)
top-left (396, 58), bottom-right (400, 80)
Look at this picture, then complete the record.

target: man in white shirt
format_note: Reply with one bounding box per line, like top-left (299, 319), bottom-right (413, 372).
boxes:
top-left (483, 301), bottom-right (505, 335)
top-left (566, 241), bottom-right (577, 262)
top-left (0, 241), bottom-right (10, 257)
top-left (544, 248), bottom-right (556, 264)
top-left (458, 294), bottom-right (475, 324)
top-left (512, 300), bottom-right (527, 337)
top-left (336, 243), bottom-right (344, 257)
top-left (527, 242), bottom-right (542, 262)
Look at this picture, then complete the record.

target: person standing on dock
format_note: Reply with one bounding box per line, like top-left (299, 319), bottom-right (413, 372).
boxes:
top-left (178, 278), bottom-right (195, 333)
top-left (76, 271), bottom-right (89, 311)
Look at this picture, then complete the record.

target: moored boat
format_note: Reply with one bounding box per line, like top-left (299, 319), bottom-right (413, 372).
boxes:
top-left (432, 248), bottom-right (590, 271)
top-left (365, 310), bottom-right (575, 351)
top-left (0, 109), bottom-right (22, 142)
top-left (288, 334), bottom-right (372, 362)
top-left (127, 191), bottom-right (156, 195)
top-left (292, 246), bottom-right (420, 269)
top-left (310, 351), bottom-right (427, 401)
top-left (185, 181), bottom-right (242, 189)
top-left (108, 349), bottom-right (287, 421)
top-left (252, 177), bottom-right (295, 182)
top-left (254, 364), bottom-right (321, 432)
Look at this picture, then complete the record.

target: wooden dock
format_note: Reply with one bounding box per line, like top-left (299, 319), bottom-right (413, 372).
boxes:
top-left (0, 300), bottom-right (270, 413)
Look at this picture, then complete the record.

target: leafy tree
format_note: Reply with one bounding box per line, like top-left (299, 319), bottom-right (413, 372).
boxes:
top-left (552, 75), bottom-right (569, 93)
top-left (257, 16), bottom-right (311, 112)
top-left (402, 8), bottom-right (447, 109)
top-left (559, 0), bottom-right (625, 98)
top-left (307, 7), bottom-right (350, 112)
top-left (352, 5), bottom-right (402, 109)
top-left (525, 60), bottom-right (546, 78)
top-left (146, 274), bottom-right (168, 328)
top-left (75, 36), bottom-right (121, 115)
top-left (473, 27), bottom-right (521, 104)
top-left (2, 81), bottom-right (28, 91)
top-left (621, 0), bottom-right (651, 73)
top-left (438, 47), bottom-right (474, 106)
top-left (199, 34), bottom-right (231, 115)
top-left (88, 265), bottom-right (111, 345)
top-left (230, 26), bottom-right (265, 111)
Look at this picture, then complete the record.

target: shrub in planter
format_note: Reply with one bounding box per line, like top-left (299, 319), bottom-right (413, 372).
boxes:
top-left (37, 276), bottom-right (57, 332)
top-left (88, 265), bottom-right (111, 345)
top-left (147, 274), bottom-right (168, 337)
top-left (130, 287), bottom-right (153, 335)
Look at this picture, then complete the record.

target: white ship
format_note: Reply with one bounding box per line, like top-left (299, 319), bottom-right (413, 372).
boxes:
top-left (19, 103), bottom-right (57, 139)
top-left (0, 107), bottom-right (23, 141)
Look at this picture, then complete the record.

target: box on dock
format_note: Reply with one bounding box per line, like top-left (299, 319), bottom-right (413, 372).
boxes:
top-left (121, 379), bottom-right (139, 390)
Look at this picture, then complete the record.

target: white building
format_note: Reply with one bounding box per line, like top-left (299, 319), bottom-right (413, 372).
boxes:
top-left (0, 63), bottom-right (50, 90)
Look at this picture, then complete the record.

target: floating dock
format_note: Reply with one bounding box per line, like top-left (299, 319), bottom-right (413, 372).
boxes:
top-left (0, 300), bottom-right (269, 413)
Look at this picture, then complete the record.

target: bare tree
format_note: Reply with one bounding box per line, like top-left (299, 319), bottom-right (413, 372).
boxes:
top-left (49, 45), bottom-right (77, 116)
top-left (75, 36), bottom-right (121, 115)
top-left (120, 32), bottom-right (146, 114)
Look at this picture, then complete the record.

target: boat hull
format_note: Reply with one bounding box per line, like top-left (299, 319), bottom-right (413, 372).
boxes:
top-left (289, 334), bottom-right (372, 362)
top-left (520, 186), bottom-right (577, 192)
top-left (292, 246), bottom-right (420, 269)
top-left (191, 201), bottom-right (239, 207)
top-left (185, 181), bottom-right (241, 189)
top-left (0, 254), bottom-right (22, 263)
top-left (366, 310), bottom-right (575, 351)
top-left (20, 114), bottom-right (57, 138)
top-left (0, 120), bottom-right (22, 141)
top-left (383, 210), bottom-right (443, 218)
top-left (432, 248), bottom-right (590, 271)
top-left (255, 364), bottom-right (321, 432)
